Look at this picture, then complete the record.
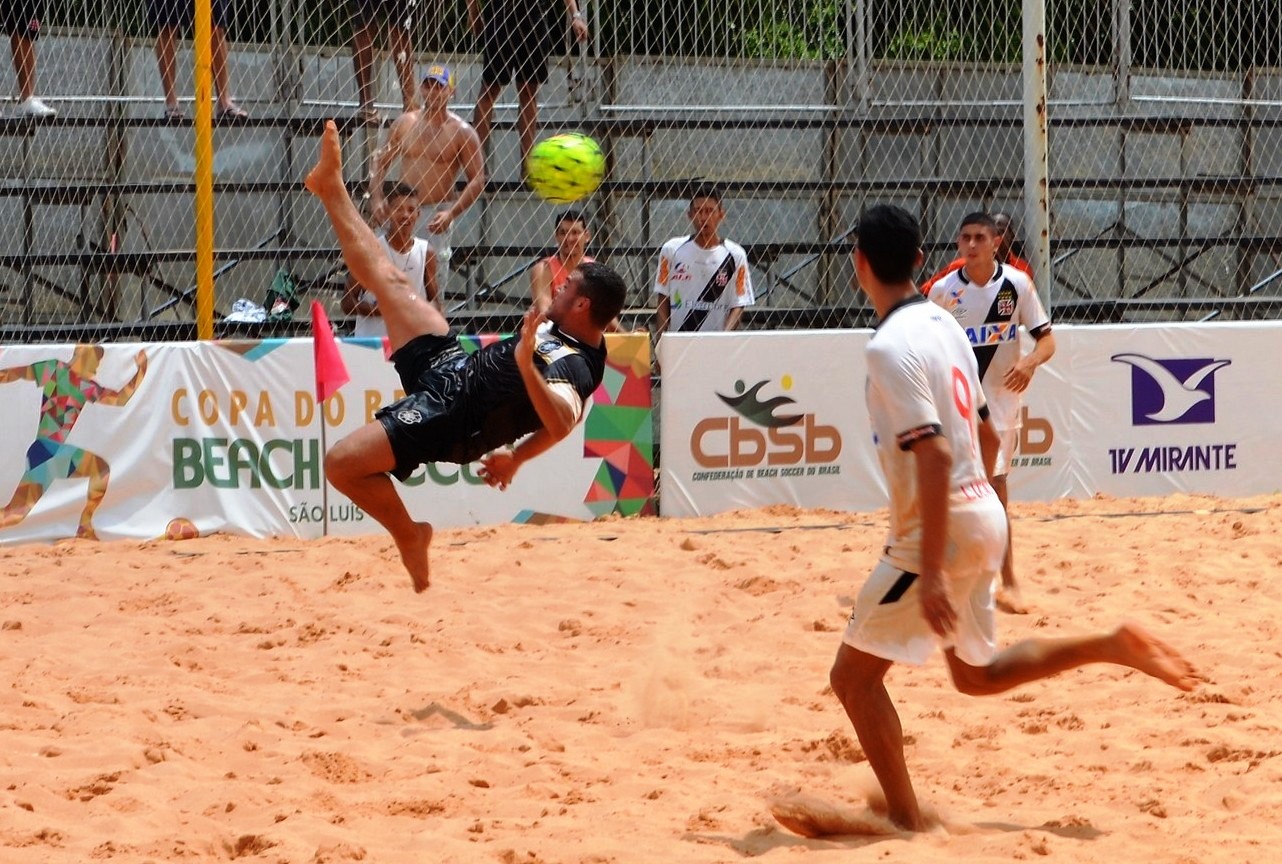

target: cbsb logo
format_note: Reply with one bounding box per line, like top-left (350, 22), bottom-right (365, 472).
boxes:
top-left (1111, 353), bottom-right (1230, 425)
top-left (1013, 406), bottom-right (1053, 456)
top-left (690, 377), bottom-right (841, 468)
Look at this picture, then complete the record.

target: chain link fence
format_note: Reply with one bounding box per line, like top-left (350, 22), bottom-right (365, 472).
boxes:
top-left (2, 0), bottom-right (1279, 341)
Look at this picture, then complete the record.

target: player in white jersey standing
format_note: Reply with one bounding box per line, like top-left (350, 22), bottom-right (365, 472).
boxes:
top-left (810, 204), bottom-right (1198, 834)
top-left (929, 211), bottom-right (1055, 613)
top-left (653, 182), bottom-right (755, 337)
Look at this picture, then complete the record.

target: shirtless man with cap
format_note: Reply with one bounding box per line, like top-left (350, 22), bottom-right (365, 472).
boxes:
top-left (369, 63), bottom-right (485, 284)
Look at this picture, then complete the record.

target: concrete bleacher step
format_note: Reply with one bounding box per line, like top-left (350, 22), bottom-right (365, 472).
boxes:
top-left (3, 97), bottom-right (1282, 334)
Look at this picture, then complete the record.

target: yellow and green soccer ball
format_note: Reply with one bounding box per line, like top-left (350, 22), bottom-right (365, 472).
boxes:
top-left (525, 133), bottom-right (606, 204)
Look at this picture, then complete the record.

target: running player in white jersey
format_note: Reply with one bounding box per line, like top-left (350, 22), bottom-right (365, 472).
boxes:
top-left (810, 204), bottom-right (1199, 835)
top-left (653, 182), bottom-right (755, 336)
top-left (930, 211), bottom-right (1055, 613)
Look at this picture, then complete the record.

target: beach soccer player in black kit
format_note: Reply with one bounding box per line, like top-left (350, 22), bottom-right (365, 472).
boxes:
top-left (304, 120), bottom-right (627, 594)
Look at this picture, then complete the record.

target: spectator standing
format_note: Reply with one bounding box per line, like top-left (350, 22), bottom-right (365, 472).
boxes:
top-left (530, 209), bottom-right (594, 314)
top-left (148, 0), bottom-right (248, 120)
top-left (349, 0), bottom-right (418, 125)
top-left (653, 183), bottom-right (755, 337)
top-left (467, 0), bottom-right (589, 167)
top-left (5, 0), bottom-right (54, 117)
top-left (368, 64), bottom-right (484, 293)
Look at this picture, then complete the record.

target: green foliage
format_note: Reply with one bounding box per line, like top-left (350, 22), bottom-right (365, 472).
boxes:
top-left (740, 0), bottom-right (845, 60)
top-left (43, 0), bottom-right (1282, 72)
top-left (884, 22), bottom-right (964, 62)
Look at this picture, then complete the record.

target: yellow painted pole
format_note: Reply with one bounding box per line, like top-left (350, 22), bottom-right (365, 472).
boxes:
top-left (193, 0), bottom-right (216, 340)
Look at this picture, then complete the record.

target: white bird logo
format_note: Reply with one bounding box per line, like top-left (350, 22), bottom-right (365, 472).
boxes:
top-left (1111, 353), bottom-right (1230, 423)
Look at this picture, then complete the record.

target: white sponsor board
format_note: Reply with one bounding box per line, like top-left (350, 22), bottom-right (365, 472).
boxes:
top-left (1067, 323), bottom-right (1270, 496)
top-left (1006, 328), bottom-right (1080, 501)
top-left (659, 323), bottom-right (1280, 517)
top-left (658, 331), bottom-right (885, 517)
top-left (0, 336), bottom-right (652, 544)
top-left (4, 323), bottom-right (1275, 538)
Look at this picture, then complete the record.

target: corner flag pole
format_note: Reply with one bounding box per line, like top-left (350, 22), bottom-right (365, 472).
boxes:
top-left (311, 302), bottom-right (351, 537)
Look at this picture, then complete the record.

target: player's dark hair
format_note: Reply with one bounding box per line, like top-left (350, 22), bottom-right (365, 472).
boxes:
top-left (555, 209), bottom-right (589, 228)
top-left (577, 261), bottom-right (628, 328)
top-left (959, 211), bottom-right (998, 233)
top-left (687, 182), bottom-right (723, 207)
top-left (855, 204), bottom-right (922, 284)
top-left (384, 181), bottom-right (418, 201)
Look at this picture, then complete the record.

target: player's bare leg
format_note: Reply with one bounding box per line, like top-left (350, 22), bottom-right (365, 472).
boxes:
top-left (829, 644), bottom-right (929, 831)
top-left (324, 421), bottom-right (433, 593)
top-left (0, 478), bottom-right (44, 528)
top-left (304, 120), bottom-right (410, 302)
top-left (990, 473), bottom-right (1027, 614)
top-left (74, 453), bottom-right (110, 540)
top-left (946, 622), bottom-right (1201, 696)
top-left (516, 80), bottom-right (540, 165)
top-left (305, 119), bottom-right (448, 354)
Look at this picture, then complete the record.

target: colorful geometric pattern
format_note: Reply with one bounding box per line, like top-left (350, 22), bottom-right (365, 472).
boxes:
top-left (461, 331), bottom-right (655, 518)
top-left (511, 510), bottom-right (581, 525)
top-left (23, 438), bottom-right (89, 487)
top-left (582, 333), bottom-right (655, 517)
top-left (31, 359), bottom-right (103, 442)
top-left (458, 333), bottom-right (507, 355)
top-left (214, 339), bottom-right (289, 362)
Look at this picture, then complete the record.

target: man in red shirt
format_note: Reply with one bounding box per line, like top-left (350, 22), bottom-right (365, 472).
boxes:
top-left (921, 211), bottom-right (1033, 296)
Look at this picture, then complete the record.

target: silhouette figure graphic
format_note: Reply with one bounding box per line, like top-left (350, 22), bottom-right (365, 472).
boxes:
top-left (0, 346), bottom-right (148, 538)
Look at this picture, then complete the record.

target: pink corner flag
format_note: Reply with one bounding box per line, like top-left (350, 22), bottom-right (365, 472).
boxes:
top-left (311, 300), bottom-right (350, 402)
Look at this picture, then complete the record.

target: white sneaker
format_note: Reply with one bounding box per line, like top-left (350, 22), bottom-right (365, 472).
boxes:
top-left (15, 97), bottom-right (56, 118)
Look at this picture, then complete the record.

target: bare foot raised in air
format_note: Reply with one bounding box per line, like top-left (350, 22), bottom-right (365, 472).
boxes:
top-left (394, 521), bottom-right (433, 593)
top-left (1111, 623), bottom-right (1201, 691)
top-left (304, 120), bottom-right (345, 199)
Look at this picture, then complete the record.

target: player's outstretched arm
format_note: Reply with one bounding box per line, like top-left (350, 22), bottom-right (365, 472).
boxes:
top-left (369, 120), bottom-right (407, 223)
top-left (98, 351), bottom-right (149, 406)
top-left (515, 307), bottom-right (577, 441)
top-left (0, 363), bottom-right (35, 384)
top-left (478, 428), bottom-right (560, 490)
top-left (530, 261), bottom-right (553, 314)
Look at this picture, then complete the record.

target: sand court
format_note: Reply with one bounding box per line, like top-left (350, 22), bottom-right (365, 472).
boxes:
top-left (2, 493), bottom-right (1280, 862)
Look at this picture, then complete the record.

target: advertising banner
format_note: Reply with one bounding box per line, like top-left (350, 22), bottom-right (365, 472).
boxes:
top-left (658, 331), bottom-right (886, 517)
top-left (1005, 328), bottom-right (1082, 501)
top-left (657, 323), bottom-right (1281, 517)
top-left (6, 323), bottom-right (1277, 536)
top-left (0, 334), bottom-right (654, 544)
top-left (1067, 323), bottom-right (1277, 497)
